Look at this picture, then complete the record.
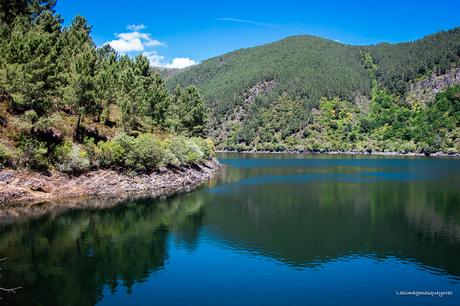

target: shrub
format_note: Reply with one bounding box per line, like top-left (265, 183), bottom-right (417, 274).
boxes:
top-left (34, 113), bottom-right (71, 138)
top-left (158, 139), bottom-right (180, 167)
top-left (169, 136), bottom-right (188, 165)
top-left (18, 137), bottom-right (49, 171)
top-left (0, 142), bottom-right (15, 168)
top-left (83, 137), bottom-right (98, 167)
top-left (112, 133), bottom-right (135, 152)
top-left (184, 139), bottom-right (204, 163)
top-left (124, 133), bottom-right (165, 172)
top-left (54, 141), bottom-right (90, 173)
top-left (96, 140), bottom-right (125, 168)
top-left (192, 137), bottom-right (215, 159)
top-left (170, 136), bottom-right (204, 165)
top-left (23, 110), bottom-right (38, 123)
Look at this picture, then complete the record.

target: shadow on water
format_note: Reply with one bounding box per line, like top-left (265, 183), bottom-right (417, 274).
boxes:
top-left (1, 152), bottom-right (460, 305)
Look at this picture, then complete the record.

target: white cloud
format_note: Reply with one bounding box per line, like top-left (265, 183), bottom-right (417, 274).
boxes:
top-left (143, 51), bottom-right (165, 67)
top-left (165, 57), bottom-right (197, 69)
top-left (107, 31), bottom-right (163, 53)
top-left (127, 24), bottom-right (146, 31)
top-left (106, 25), bottom-right (197, 69)
top-left (143, 52), bottom-right (197, 69)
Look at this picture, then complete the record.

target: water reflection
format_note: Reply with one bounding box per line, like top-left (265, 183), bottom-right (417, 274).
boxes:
top-left (0, 194), bottom-right (207, 306)
top-left (0, 153), bottom-right (460, 305)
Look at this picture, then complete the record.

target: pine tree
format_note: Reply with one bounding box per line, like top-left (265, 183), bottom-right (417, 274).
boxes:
top-left (0, 11), bottom-right (62, 113)
top-left (60, 16), bottom-right (97, 141)
top-left (95, 44), bottom-right (118, 124)
top-left (179, 86), bottom-right (208, 137)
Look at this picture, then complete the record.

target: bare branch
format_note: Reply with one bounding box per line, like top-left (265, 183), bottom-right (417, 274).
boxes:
top-left (0, 258), bottom-right (22, 296)
top-left (0, 287), bottom-right (22, 294)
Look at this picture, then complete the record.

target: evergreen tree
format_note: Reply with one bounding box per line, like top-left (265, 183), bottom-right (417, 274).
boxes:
top-left (60, 15), bottom-right (97, 140)
top-left (0, 11), bottom-right (62, 113)
top-left (133, 55), bottom-right (170, 126)
top-left (94, 44), bottom-right (118, 124)
top-left (179, 86), bottom-right (208, 137)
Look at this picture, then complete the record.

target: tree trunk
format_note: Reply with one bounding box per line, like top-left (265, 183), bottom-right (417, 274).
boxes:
top-left (75, 113), bottom-right (82, 142)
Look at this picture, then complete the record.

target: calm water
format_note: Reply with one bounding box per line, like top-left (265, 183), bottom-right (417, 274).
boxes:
top-left (1, 153), bottom-right (460, 305)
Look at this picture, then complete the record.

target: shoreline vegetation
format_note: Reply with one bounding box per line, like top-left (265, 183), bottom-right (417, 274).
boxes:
top-left (168, 33), bottom-right (460, 155)
top-left (216, 150), bottom-right (460, 157)
top-left (0, 1), bottom-right (222, 207)
top-left (1, 1), bottom-right (459, 209)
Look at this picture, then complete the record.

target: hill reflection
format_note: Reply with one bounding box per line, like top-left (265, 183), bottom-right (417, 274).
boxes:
top-left (1, 154), bottom-right (460, 305)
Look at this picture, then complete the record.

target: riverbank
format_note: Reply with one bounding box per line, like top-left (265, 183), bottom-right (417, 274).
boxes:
top-left (0, 159), bottom-right (222, 207)
top-left (216, 150), bottom-right (460, 157)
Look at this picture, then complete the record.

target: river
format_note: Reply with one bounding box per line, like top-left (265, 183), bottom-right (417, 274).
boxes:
top-left (1, 153), bottom-right (460, 305)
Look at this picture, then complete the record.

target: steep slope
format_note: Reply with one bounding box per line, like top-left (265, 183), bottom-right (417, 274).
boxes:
top-left (168, 36), bottom-right (371, 117)
top-left (364, 27), bottom-right (460, 94)
top-left (167, 28), bottom-right (460, 152)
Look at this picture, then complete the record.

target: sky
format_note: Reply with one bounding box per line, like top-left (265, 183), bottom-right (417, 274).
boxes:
top-left (56, 0), bottom-right (460, 68)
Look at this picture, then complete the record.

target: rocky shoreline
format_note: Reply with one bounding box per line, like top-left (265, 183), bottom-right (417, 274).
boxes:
top-left (0, 159), bottom-right (222, 208)
top-left (216, 150), bottom-right (460, 157)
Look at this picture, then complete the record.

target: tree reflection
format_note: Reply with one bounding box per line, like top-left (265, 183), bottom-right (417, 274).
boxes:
top-left (0, 194), bottom-right (205, 306)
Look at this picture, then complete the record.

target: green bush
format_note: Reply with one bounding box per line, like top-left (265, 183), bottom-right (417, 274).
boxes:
top-left (170, 136), bottom-right (204, 165)
top-left (23, 110), bottom-right (38, 123)
top-left (54, 141), bottom-right (90, 173)
top-left (0, 142), bottom-right (15, 168)
top-left (18, 137), bottom-right (49, 171)
top-left (159, 139), bottom-right (180, 167)
top-left (83, 137), bottom-right (98, 167)
top-left (192, 137), bottom-right (216, 159)
top-left (169, 136), bottom-right (189, 165)
top-left (112, 133), bottom-right (135, 152)
top-left (34, 113), bottom-right (69, 137)
top-left (96, 140), bottom-right (125, 168)
top-left (124, 133), bottom-right (166, 172)
top-left (185, 140), bottom-right (204, 163)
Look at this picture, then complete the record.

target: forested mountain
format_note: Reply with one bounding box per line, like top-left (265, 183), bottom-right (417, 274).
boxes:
top-left (0, 0), bottom-right (213, 173)
top-left (1, 0), bottom-right (458, 159)
top-left (167, 28), bottom-right (460, 153)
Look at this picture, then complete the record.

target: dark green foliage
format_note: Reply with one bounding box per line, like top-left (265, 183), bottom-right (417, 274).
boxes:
top-left (0, 12), bottom-right (62, 113)
top-left (0, 0), bottom-right (213, 172)
top-left (17, 136), bottom-right (49, 170)
top-left (0, 142), bottom-right (15, 168)
top-left (60, 16), bottom-right (97, 140)
top-left (94, 44), bottom-right (118, 124)
top-left (168, 35), bottom-right (371, 120)
top-left (169, 85), bottom-right (208, 137)
top-left (0, 0), bottom-right (56, 27)
top-left (168, 28), bottom-right (460, 151)
top-left (302, 86), bottom-right (460, 154)
top-left (364, 28), bottom-right (460, 95)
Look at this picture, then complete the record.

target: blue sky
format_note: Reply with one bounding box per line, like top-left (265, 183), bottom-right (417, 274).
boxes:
top-left (56, 0), bottom-right (460, 68)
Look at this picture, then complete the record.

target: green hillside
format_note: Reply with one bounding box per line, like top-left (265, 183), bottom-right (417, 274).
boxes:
top-left (167, 28), bottom-right (460, 153)
top-left (0, 0), bottom-right (214, 173)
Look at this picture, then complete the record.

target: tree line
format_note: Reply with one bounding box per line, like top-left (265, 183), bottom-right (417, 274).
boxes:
top-left (167, 27), bottom-right (460, 153)
top-left (0, 0), bottom-right (212, 172)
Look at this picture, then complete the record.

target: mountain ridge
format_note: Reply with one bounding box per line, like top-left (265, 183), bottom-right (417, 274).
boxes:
top-left (166, 27), bottom-right (460, 152)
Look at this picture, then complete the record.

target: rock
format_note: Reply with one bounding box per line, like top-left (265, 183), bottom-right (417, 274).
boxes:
top-left (0, 171), bottom-right (14, 183)
top-left (407, 67), bottom-right (460, 104)
top-left (0, 159), bottom-right (222, 207)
